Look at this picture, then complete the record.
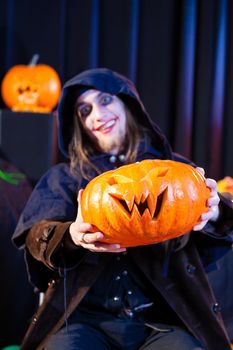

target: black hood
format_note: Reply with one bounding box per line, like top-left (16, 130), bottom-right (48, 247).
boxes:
top-left (57, 67), bottom-right (172, 159)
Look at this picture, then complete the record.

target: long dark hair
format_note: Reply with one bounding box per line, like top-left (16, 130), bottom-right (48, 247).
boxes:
top-left (69, 107), bottom-right (142, 181)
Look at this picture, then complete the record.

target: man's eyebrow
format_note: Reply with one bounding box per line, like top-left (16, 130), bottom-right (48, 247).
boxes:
top-left (76, 100), bottom-right (86, 108)
top-left (97, 91), bottom-right (110, 99)
top-left (76, 91), bottom-right (110, 107)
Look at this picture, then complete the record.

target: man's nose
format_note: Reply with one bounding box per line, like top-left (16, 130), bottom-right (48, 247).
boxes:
top-left (92, 103), bottom-right (106, 121)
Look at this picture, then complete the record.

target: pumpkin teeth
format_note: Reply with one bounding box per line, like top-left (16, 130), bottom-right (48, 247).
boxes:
top-left (153, 188), bottom-right (167, 218)
top-left (131, 203), bottom-right (143, 220)
top-left (129, 190), bottom-right (150, 214)
top-left (147, 193), bottom-right (156, 217)
top-left (109, 193), bottom-right (134, 214)
top-left (125, 195), bottom-right (135, 212)
top-left (135, 193), bottom-right (142, 205)
top-left (133, 201), bottom-right (149, 216)
top-left (141, 190), bottom-right (149, 203)
top-left (133, 189), bottom-right (167, 219)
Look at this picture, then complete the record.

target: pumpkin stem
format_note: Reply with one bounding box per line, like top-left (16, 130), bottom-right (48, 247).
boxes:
top-left (28, 54), bottom-right (40, 66)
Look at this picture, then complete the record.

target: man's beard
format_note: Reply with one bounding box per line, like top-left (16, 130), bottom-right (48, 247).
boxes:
top-left (97, 135), bottom-right (125, 154)
top-left (87, 126), bottom-right (126, 154)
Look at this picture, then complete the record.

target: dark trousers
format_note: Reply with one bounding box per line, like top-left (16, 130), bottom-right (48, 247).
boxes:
top-left (45, 322), bottom-right (204, 350)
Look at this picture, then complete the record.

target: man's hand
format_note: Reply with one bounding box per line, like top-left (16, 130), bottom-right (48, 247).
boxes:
top-left (193, 167), bottom-right (220, 231)
top-left (69, 189), bottom-right (126, 253)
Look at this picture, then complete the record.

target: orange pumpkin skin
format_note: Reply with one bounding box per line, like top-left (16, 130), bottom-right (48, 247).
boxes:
top-left (81, 159), bottom-right (210, 247)
top-left (1, 64), bottom-right (61, 113)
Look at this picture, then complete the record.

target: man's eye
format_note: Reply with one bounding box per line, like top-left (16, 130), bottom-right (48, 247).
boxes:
top-left (101, 94), bottom-right (113, 105)
top-left (78, 105), bottom-right (92, 118)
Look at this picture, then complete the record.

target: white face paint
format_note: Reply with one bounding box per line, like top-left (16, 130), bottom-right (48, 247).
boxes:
top-left (76, 89), bottom-right (127, 154)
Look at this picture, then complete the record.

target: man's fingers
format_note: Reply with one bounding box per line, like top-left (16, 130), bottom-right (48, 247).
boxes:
top-left (207, 196), bottom-right (220, 207)
top-left (80, 232), bottom-right (103, 244)
top-left (77, 231), bottom-right (126, 253)
top-left (193, 220), bottom-right (208, 231)
top-left (193, 205), bottom-right (220, 231)
top-left (76, 189), bottom-right (84, 222)
top-left (205, 178), bottom-right (217, 191)
top-left (196, 167), bottom-right (205, 177)
top-left (88, 242), bottom-right (126, 253)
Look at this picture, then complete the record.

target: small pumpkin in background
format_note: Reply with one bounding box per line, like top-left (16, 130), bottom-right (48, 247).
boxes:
top-left (217, 176), bottom-right (233, 195)
top-left (81, 159), bottom-right (210, 247)
top-left (1, 54), bottom-right (61, 113)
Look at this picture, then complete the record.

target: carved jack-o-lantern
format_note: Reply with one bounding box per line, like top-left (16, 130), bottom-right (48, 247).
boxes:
top-left (1, 57), bottom-right (61, 113)
top-left (81, 159), bottom-right (210, 247)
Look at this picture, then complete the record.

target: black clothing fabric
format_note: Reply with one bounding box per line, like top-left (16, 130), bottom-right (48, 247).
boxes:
top-left (69, 250), bottom-right (181, 328)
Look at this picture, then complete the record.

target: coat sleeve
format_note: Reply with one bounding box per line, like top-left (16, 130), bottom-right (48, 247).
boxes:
top-left (12, 163), bottom-right (79, 248)
top-left (12, 162), bottom-right (87, 290)
top-left (26, 219), bottom-right (87, 270)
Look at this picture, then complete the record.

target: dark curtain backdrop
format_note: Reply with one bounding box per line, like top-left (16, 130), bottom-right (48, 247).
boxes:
top-left (0, 0), bottom-right (233, 180)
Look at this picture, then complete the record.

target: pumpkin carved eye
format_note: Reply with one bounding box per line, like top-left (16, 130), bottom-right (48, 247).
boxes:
top-left (81, 159), bottom-right (210, 247)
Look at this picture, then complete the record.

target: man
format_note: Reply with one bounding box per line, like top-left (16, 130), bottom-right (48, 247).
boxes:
top-left (13, 68), bottom-right (233, 349)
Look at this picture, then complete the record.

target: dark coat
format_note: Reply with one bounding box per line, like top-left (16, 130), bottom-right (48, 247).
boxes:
top-left (12, 68), bottom-right (233, 349)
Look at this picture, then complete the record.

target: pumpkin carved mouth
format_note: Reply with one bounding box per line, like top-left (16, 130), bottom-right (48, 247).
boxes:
top-left (110, 189), bottom-right (167, 219)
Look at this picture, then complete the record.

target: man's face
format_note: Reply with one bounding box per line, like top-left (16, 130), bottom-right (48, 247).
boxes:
top-left (76, 89), bottom-right (127, 154)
